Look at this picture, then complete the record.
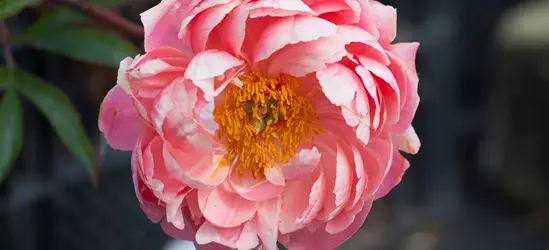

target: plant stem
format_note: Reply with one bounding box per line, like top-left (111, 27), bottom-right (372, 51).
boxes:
top-left (60, 0), bottom-right (144, 38)
top-left (0, 22), bottom-right (16, 68)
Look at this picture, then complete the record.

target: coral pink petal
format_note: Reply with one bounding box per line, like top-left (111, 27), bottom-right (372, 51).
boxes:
top-left (363, 136), bottom-right (393, 199)
top-left (279, 170), bottom-right (325, 234)
top-left (255, 197), bottom-right (282, 250)
top-left (319, 143), bottom-right (352, 220)
top-left (249, 0), bottom-right (314, 18)
top-left (161, 216), bottom-right (196, 241)
top-left (254, 16), bottom-right (336, 62)
top-left (163, 142), bottom-right (229, 189)
top-left (221, 4), bottom-right (250, 57)
top-left (375, 151), bottom-right (409, 200)
top-left (389, 42), bottom-right (420, 77)
top-left (99, 85), bottom-right (140, 151)
top-left (284, 201), bottom-right (373, 250)
top-left (132, 141), bottom-right (164, 222)
top-left (191, 1), bottom-right (239, 54)
top-left (229, 174), bottom-right (285, 201)
top-left (197, 186), bottom-right (260, 228)
top-left (325, 196), bottom-right (365, 234)
top-left (280, 147), bottom-right (321, 180)
top-left (141, 0), bottom-right (191, 54)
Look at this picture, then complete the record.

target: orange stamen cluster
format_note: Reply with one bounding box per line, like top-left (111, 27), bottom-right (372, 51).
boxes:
top-left (213, 72), bottom-right (322, 177)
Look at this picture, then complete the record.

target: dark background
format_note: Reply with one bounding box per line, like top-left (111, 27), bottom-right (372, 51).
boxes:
top-left (1, 0), bottom-right (549, 249)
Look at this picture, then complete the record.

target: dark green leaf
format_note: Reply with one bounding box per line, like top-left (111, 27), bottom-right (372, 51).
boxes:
top-left (90, 0), bottom-right (121, 7)
top-left (0, 0), bottom-right (39, 20)
top-left (0, 90), bottom-right (22, 183)
top-left (13, 68), bottom-right (97, 182)
top-left (277, 242), bottom-right (288, 250)
top-left (18, 27), bottom-right (137, 67)
top-left (22, 8), bottom-right (88, 33)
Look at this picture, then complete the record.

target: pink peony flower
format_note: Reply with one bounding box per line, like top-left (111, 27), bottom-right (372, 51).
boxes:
top-left (99, 0), bottom-right (420, 249)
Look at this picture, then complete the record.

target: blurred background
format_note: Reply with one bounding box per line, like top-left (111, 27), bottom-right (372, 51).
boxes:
top-left (1, 0), bottom-right (549, 249)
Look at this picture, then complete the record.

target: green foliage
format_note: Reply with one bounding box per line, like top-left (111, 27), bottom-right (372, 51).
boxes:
top-left (0, 0), bottom-right (39, 20)
top-left (0, 67), bottom-right (97, 184)
top-left (17, 9), bottom-right (138, 67)
top-left (0, 90), bottom-right (22, 183)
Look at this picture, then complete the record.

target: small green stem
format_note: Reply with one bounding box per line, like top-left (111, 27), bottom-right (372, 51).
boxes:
top-left (0, 22), bottom-right (16, 68)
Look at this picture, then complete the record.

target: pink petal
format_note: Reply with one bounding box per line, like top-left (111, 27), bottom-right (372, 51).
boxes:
top-left (363, 0), bottom-right (397, 43)
top-left (310, 0), bottom-right (360, 24)
top-left (355, 65), bottom-right (381, 129)
top-left (161, 216), bottom-right (196, 241)
top-left (320, 143), bottom-right (352, 220)
top-left (131, 139), bottom-right (165, 222)
top-left (163, 141), bottom-right (229, 189)
top-left (229, 173), bottom-right (285, 201)
top-left (396, 126), bottom-right (420, 154)
top-left (374, 150), bottom-right (409, 199)
top-left (190, 1), bottom-right (239, 54)
top-left (196, 220), bottom-right (259, 249)
top-left (197, 186), bottom-right (260, 228)
top-left (248, 0), bottom-right (314, 18)
top-left (284, 201), bottom-right (373, 250)
top-left (166, 190), bottom-right (192, 229)
top-left (221, 3), bottom-right (250, 57)
top-left (117, 57), bottom-right (133, 93)
top-left (362, 135), bottom-right (393, 200)
top-left (99, 85), bottom-right (140, 151)
top-left (265, 167), bottom-right (285, 186)
top-left (325, 196), bottom-right (366, 234)
top-left (141, 0), bottom-right (192, 54)
top-left (280, 147), bottom-right (321, 180)
top-left (316, 63), bottom-right (359, 106)
top-left (255, 196), bottom-right (282, 250)
top-left (279, 169), bottom-right (326, 234)
top-left (184, 50), bottom-right (244, 99)
top-left (254, 16), bottom-right (336, 62)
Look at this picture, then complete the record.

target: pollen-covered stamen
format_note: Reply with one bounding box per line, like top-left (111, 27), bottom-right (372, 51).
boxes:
top-left (213, 72), bottom-right (322, 177)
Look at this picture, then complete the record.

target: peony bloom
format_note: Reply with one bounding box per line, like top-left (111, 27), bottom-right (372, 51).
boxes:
top-left (99, 0), bottom-right (420, 249)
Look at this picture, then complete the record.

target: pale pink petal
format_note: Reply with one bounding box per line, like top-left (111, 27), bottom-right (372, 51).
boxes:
top-left (163, 142), bottom-right (229, 189)
top-left (397, 126), bottom-right (420, 154)
top-left (254, 16), bottom-right (336, 62)
top-left (221, 4), bottom-right (250, 56)
top-left (364, 0), bottom-right (397, 43)
top-left (280, 147), bottom-right (321, 180)
top-left (197, 186), bottom-right (260, 228)
top-left (316, 63), bottom-right (359, 106)
top-left (265, 167), bottom-right (285, 186)
top-left (389, 42), bottom-right (420, 77)
top-left (184, 50), bottom-right (244, 98)
top-left (248, 0), bottom-right (314, 18)
top-left (355, 65), bottom-right (381, 129)
top-left (99, 85), bottom-right (140, 151)
top-left (279, 170), bottom-right (325, 234)
top-left (117, 57), bottom-right (133, 93)
top-left (255, 196), bottom-right (282, 250)
top-left (196, 220), bottom-right (259, 249)
top-left (375, 150), bottom-right (409, 199)
top-left (284, 201), bottom-right (373, 250)
top-left (191, 1), bottom-right (240, 54)
top-left (166, 191), bottom-right (192, 229)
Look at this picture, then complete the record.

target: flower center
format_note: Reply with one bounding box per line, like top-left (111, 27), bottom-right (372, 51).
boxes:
top-left (213, 72), bottom-right (322, 177)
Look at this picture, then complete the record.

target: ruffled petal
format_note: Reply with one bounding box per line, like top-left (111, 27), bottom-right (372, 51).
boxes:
top-left (197, 186), bottom-right (259, 228)
top-left (99, 85), bottom-right (140, 151)
top-left (248, 0), bottom-right (314, 18)
top-left (374, 150), bottom-right (409, 199)
top-left (255, 196), bottom-right (282, 250)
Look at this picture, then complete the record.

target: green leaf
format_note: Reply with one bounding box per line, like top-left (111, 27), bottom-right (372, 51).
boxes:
top-left (9, 68), bottom-right (97, 182)
top-left (90, 0), bottom-right (121, 7)
top-left (16, 9), bottom-right (138, 67)
top-left (277, 242), bottom-right (288, 250)
top-left (0, 90), bottom-right (22, 183)
top-left (18, 27), bottom-right (137, 67)
top-left (0, 0), bottom-right (39, 20)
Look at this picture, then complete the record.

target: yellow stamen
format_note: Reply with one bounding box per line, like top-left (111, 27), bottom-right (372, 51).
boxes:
top-left (213, 72), bottom-right (322, 177)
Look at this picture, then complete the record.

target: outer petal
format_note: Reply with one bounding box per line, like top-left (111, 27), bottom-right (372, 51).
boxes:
top-left (397, 126), bottom-right (420, 154)
top-left (363, 0), bottom-right (397, 43)
top-left (248, 0), bottom-right (314, 18)
top-left (196, 220), bottom-right (259, 250)
top-left (197, 186), bottom-right (260, 228)
top-left (99, 85), bottom-right (140, 151)
top-left (141, 0), bottom-right (192, 53)
top-left (374, 150), bottom-right (409, 199)
top-left (319, 143), bottom-right (352, 221)
top-left (221, 3), bottom-right (250, 57)
top-left (190, 1), bottom-right (240, 54)
top-left (284, 201), bottom-right (373, 250)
